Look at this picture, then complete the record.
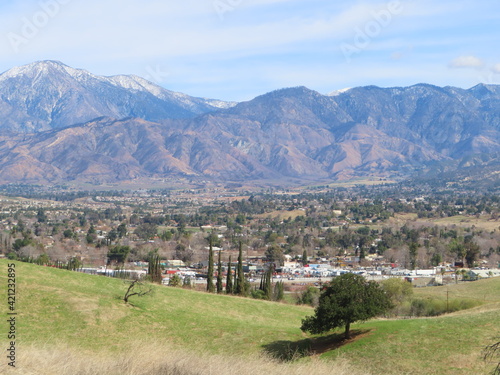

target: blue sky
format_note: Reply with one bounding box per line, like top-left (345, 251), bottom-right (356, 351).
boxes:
top-left (1, 0), bottom-right (499, 101)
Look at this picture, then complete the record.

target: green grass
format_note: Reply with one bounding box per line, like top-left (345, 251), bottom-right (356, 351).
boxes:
top-left (320, 278), bottom-right (500, 374)
top-left (1, 259), bottom-right (499, 375)
top-left (413, 277), bottom-right (500, 303)
top-left (326, 307), bottom-right (499, 374)
top-left (0, 260), bottom-right (311, 355)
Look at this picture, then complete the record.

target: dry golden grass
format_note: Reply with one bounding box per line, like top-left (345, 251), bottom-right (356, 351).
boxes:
top-left (429, 215), bottom-right (500, 231)
top-left (5, 341), bottom-right (369, 375)
top-left (255, 210), bottom-right (306, 220)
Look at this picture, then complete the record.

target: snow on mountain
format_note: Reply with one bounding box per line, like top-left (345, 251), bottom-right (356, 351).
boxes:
top-left (327, 88), bottom-right (352, 96)
top-left (0, 60), bottom-right (235, 132)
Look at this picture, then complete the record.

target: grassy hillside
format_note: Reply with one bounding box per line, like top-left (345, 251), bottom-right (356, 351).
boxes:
top-left (0, 260), bottom-right (311, 353)
top-left (1, 260), bottom-right (499, 374)
top-left (414, 277), bottom-right (500, 303)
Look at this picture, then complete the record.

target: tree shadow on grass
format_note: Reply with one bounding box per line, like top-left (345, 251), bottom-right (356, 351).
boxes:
top-left (262, 329), bottom-right (371, 362)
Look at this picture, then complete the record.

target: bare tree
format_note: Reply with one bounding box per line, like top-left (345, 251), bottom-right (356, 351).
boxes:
top-left (123, 280), bottom-right (153, 304)
top-left (484, 339), bottom-right (500, 375)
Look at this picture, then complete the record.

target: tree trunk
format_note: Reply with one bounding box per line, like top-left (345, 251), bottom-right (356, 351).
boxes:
top-left (344, 321), bottom-right (351, 340)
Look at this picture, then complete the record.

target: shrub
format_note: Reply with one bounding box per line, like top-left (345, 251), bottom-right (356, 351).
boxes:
top-left (298, 286), bottom-right (320, 307)
top-left (251, 289), bottom-right (266, 300)
top-left (168, 274), bottom-right (182, 287)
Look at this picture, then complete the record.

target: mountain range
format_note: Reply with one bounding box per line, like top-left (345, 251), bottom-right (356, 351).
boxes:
top-left (0, 60), bottom-right (499, 185)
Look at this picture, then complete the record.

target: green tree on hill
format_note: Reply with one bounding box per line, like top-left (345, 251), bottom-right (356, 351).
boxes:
top-left (169, 274), bottom-right (182, 287)
top-left (226, 255), bottom-right (233, 294)
top-left (409, 242), bottom-right (418, 270)
top-left (464, 236), bottom-right (480, 268)
top-left (117, 223), bottom-right (127, 238)
top-left (259, 266), bottom-right (273, 300)
top-left (273, 280), bottom-right (284, 302)
top-left (107, 246), bottom-right (130, 265)
top-left (235, 241), bottom-right (245, 296)
top-left (207, 240), bottom-right (215, 293)
top-left (301, 273), bottom-right (392, 339)
top-left (148, 253), bottom-right (162, 284)
top-left (216, 250), bottom-right (223, 294)
top-left (134, 223), bottom-right (158, 240)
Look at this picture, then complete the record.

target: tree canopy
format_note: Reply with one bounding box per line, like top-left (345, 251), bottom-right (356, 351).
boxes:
top-left (301, 273), bottom-right (392, 339)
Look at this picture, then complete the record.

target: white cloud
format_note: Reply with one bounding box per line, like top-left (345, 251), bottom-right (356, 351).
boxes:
top-left (448, 55), bottom-right (484, 69)
top-left (1, 0), bottom-right (499, 100)
top-left (491, 64), bottom-right (500, 74)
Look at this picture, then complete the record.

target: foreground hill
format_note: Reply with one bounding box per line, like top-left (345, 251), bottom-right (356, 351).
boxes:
top-left (1, 260), bottom-right (499, 374)
top-left (1, 62), bottom-right (500, 184)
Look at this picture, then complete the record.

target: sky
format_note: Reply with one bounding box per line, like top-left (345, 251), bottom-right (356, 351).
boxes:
top-left (0, 0), bottom-right (499, 101)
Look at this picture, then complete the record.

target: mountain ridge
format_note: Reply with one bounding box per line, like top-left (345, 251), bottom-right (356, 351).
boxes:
top-left (0, 60), bottom-right (235, 133)
top-left (0, 61), bottom-right (499, 185)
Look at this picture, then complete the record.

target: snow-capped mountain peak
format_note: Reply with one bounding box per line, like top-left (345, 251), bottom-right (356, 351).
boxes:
top-left (327, 87), bottom-right (352, 96)
top-left (0, 60), bottom-right (236, 133)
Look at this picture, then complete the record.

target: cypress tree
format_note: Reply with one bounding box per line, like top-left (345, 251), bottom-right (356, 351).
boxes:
top-left (302, 249), bottom-right (308, 265)
top-left (264, 266), bottom-right (272, 300)
top-left (274, 280), bottom-right (284, 301)
top-left (216, 250), bottom-right (223, 293)
top-left (226, 255), bottom-right (233, 294)
top-left (207, 240), bottom-right (215, 293)
top-left (235, 241), bottom-right (245, 296)
top-left (409, 242), bottom-right (418, 270)
top-left (148, 253), bottom-right (162, 284)
top-left (233, 262), bottom-right (237, 292)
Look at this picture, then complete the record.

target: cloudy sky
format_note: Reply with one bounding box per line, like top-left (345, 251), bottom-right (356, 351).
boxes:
top-left (0, 0), bottom-right (499, 101)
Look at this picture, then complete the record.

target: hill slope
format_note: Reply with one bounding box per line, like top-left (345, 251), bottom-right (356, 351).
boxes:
top-left (1, 260), bottom-right (499, 374)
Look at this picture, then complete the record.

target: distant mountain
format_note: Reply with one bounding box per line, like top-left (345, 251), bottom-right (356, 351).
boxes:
top-left (0, 60), bottom-right (499, 185)
top-left (0, 60), bottom-right (234, 133)
top-left (0, 117), bottom-right (276, 183)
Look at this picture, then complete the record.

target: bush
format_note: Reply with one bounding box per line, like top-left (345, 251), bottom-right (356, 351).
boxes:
top-left (380, 278), bottom-right (413, 316)
top-left (251, 289), bottom-right (266, 300)
top-left (298, 286), bottom-right (320, 307)
top-left (407, 297), bottom-right (481, 317)
top-left (183, 276), bottom-right (192, 288)
top-left (7, 252), bottom-right (18, 260)
top-left (168, 274), bottom-right (182, 287)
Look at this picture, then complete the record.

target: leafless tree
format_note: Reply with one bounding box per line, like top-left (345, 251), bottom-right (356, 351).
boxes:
top-left (484, 339), bottom-right (500, 375)
top-left (123, 280), bottom-right (153, 304)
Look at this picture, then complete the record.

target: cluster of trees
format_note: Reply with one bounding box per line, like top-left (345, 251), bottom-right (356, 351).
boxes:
top-left (251, 266), bottom-right (284, 301)
top-left (1, 184), bottom-right (499, 274)
top-left (206, 241), bottom-right (247, 296)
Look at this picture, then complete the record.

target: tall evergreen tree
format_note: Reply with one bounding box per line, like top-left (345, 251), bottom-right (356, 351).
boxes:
top-left (409, 242), bottom-right (418, 270)
top-left (148, 253), bottom-right (162, 284)
top-left (274, 280), bottom-right (284, 301)
top-left (302, 249), bottom-right (308, 265)
top-left (264, 266), bottom-right (273, 300)
top-left (258, 265), bottom-right (274, 300)
top-left (216, 250), bottom-right (223, 293)
top-left (226, 255), bottom-right (233, 294)
top-left (233, 262), bottom-right (237, 292)
top-left (235, 241), bottom-right (245, 296)
top-left (207, 240), bottom-right (215, 293)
